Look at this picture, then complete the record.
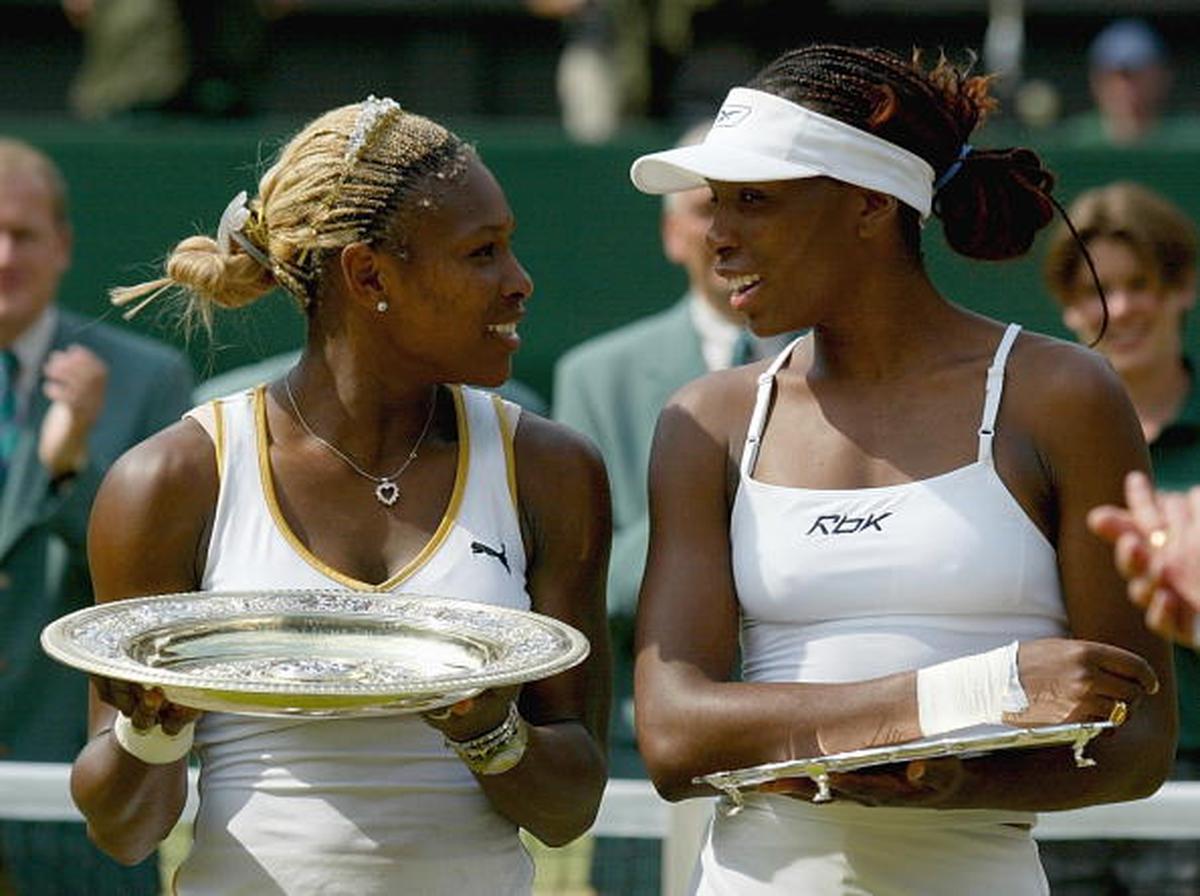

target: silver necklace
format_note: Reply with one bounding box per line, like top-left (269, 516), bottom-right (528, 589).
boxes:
top-left (284, 374), bottom-right (438, 507)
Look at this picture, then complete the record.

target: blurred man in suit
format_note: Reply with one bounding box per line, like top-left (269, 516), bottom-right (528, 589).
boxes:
top-left (0, 137), bottom-right (194, 894)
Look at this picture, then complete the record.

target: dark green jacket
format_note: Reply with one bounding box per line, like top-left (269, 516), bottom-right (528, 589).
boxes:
top-left (0, 310), bottom-right (193, 762)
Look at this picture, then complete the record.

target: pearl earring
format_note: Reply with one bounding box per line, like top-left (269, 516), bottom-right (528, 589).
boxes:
top-left (376, 300), bottom-right (389, 313)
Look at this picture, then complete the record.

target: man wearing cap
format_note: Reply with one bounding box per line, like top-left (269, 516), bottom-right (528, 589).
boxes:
top-left (1059, 18), bottom-right (1199, 147)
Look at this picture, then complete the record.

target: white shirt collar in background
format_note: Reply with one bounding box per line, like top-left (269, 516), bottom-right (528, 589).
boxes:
top-left (688, 291), bottom-right (742, 372)
top-left (10, 306), bottom-right (58, 413)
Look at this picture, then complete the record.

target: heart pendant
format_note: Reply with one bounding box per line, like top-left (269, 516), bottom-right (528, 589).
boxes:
top-left (375, 480), bottom-right (399, 506)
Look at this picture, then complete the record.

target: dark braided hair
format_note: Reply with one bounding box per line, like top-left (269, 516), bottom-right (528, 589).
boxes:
top-left (749, 45), bottom-right (1056, 261)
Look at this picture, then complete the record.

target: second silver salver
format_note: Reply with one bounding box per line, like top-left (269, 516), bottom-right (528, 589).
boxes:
top-left (41, 589), bottom-right (590, 717)
top-left (697, 721), bottom-right (1115, 809)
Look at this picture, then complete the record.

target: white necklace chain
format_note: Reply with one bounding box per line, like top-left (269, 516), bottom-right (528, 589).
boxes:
top-left (283, 374), bottom-right (438, 507)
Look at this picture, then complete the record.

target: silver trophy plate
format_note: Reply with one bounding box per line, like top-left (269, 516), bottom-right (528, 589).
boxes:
top-left (697, 721), bottom-right (1115, 808)
top-left (41, 589), bottom-right (590, 717)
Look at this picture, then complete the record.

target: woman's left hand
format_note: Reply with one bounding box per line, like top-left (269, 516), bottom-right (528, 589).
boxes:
top-left (421, 686), bottom-right (521, 742)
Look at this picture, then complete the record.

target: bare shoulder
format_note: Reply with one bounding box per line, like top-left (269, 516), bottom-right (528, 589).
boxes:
top-left (510, 411), bottom-right (612, 614)
top-left (1004, 330), bottom-right (1145, 475)
top-left (511, 411), bottom-right (612, 532)
top-left (1010, 329), bottom-right (1122, 385)
top-left (1007, 331), bottom-right (1134, 426)
top-left (101, 417), bottom-right (217, 507)
top-left (661, 363), bottom-right (762, 444)
top-left (90, 418), bottom-right (219, 601)
top-left (513, 410), bottom-right (607, 485)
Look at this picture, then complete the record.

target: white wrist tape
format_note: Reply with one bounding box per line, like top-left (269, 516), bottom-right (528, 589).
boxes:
top-left (916, 641), bottom-right (1028, 736)
top-left (112, 714), bottom-right (195, 764)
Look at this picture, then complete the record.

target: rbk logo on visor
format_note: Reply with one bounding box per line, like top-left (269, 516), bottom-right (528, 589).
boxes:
top-left (714, 104), bottom-right (752, 127)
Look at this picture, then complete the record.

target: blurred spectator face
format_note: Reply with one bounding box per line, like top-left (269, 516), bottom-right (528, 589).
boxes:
top-left (1061, 236), bottom-right (1193, 378)
top-left (662, 186), bottom-right (733, 318)
top-left (1088, 19), bottom-right (1172, 145)
top-left (0, 170), bottom-right (70, 344)
top-left (1091, 65), bottom-right (1171, 144)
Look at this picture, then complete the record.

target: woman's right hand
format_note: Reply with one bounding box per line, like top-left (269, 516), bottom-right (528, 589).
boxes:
top-left (1003, 638), bottom-right (1158, 727)
top-left (91, 677), bottom-right (202, 735)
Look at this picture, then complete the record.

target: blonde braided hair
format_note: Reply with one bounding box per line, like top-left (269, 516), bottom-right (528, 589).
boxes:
top-left (110, 97), bottom-right (471, 330)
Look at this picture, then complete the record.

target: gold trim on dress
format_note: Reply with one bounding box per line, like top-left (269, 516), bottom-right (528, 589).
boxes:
top-left (253, 384), bottom-right (469, 591)
top-left (490, 391), bottom-right (519, 512)
top-left (212, 399), bottom-right (225, 482)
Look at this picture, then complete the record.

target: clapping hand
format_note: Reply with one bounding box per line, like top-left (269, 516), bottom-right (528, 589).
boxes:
top-left (39, 344), bottom-right (107, 478)
top-left (1089, 471), bottom-right (1200, 646)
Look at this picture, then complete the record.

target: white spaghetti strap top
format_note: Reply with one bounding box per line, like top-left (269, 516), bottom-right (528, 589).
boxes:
top-left (739, 322), bottom-right (1022, 477)
top-left (716, 323), bottom-right (1069, 854)
top-left (175, 384), bottom-right (534, 896)
top-left (731, 322), bottom-right (1066, 686)
top-left (977, 322), bottom-right (1021, 466)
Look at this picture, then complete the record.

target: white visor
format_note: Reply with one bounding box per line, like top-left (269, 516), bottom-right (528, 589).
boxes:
top-left (630, 87), bottom-right (935, 219)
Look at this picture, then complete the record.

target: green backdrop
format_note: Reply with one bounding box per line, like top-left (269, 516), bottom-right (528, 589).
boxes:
top-left (5, 115), bottom-right (1200, 404)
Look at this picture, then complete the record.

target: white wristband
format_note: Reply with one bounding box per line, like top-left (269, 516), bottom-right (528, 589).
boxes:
top-left (112, 714), bottom-right (195, 764)
top-left (916, 641), bottom-right (1028, 737)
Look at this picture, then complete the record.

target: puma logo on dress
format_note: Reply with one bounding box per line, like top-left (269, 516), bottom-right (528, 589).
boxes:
top-left (470, 539), bottom-right (510, 573)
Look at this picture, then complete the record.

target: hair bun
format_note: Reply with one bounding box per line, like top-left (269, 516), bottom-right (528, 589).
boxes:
top-left (935, 147), bottom-right (1055, 260)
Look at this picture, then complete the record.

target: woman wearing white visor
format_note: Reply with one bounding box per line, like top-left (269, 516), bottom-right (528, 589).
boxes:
top-left (630, 44), bottom-right (1174, 894)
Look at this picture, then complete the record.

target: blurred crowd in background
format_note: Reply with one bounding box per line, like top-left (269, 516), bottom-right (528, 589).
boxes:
top-left (0, 1), bottom-right (1197, 148)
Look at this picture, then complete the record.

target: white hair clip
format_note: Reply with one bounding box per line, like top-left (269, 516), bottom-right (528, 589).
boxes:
top-left (216, 189), bottom-right (270, 269)
top-left (217, 190), bottom-right (251, 254)
top-left (345, 94), bottom-right (402, 164)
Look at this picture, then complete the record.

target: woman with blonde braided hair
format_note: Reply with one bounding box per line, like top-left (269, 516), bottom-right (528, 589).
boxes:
top-left (69, 97), bottom-right (611, 895)
top-left (629, 44), bottom-right (1174, 893)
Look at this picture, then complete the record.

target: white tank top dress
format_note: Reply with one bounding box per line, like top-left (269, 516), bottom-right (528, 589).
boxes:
top-left (173, 385), bottom-right (535, 896)
top-left (692, 324), bottom-right (1068, 896)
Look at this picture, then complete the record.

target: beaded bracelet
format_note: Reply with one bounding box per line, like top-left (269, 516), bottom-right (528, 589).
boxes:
top-left (446, 703), bottom-right (528, 776)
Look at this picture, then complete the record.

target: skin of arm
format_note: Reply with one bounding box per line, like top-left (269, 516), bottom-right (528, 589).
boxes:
top-left (635, 339), bottom-right (1174, 808)
top-left (634, 369), bottom-right (924, 800)
top-left (890, 339), bottom-right (1176, 811)
top-left (69, 420), bottom-right (216, 864)
top-left (424, 413), bottom-right (613, 846)
top-left (552, 350), bottom-right (648, 619)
